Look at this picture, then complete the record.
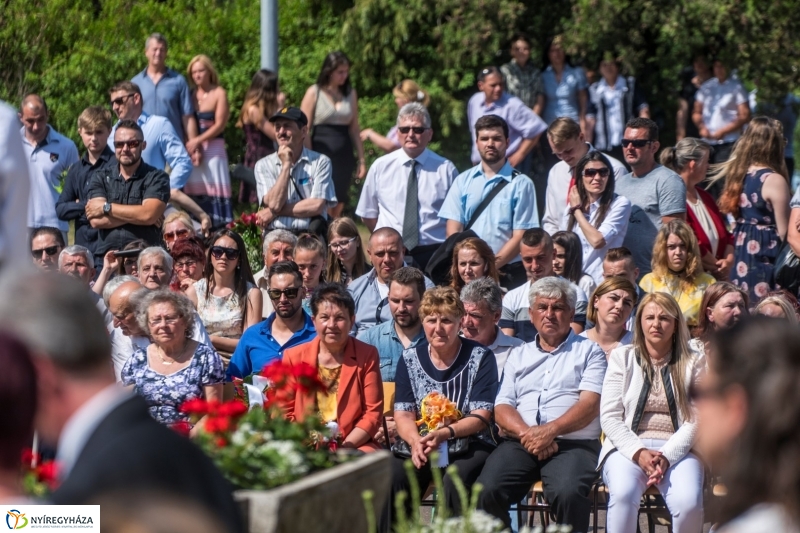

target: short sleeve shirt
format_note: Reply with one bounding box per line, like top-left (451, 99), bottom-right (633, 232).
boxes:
top-left (132, 68), bottom-right (194, 141)
top-left (467, 92), bottom-right (547, 164)
top-left (615, 165), bottom-right (686, 276)
top-left (541, 65), bottom-right (589, 124)
top-left (499, 279), bottom-right (588, 342)
top-left (695, 77), bottom-right (749, 144)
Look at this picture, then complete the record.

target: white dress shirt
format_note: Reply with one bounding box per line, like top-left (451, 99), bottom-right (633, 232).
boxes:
top-left (696, 76), bottom-right (749, 144)
top-left (487, 327), bottom-right (524, 376)
top-left (356, 147), bottom-right (457, 246)
top-left (560, 194), bottom-right (632, 285)
top-left (541, 145), bottom-right (626, 235)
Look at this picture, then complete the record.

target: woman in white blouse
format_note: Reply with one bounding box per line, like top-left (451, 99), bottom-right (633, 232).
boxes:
top-left (599, 291), bottom-right (705, 533)
top-left (561, 151), bottom-right (631, 285)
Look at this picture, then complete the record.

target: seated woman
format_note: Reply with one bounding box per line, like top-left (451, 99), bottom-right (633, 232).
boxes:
top-left (122, 289), bottom-right (224, 431)
top-left (170, 236), bottom-right (207, 293)
top-left (187, 229), bottom-right (262, 366)
top-left (282, 283), bottom-right (383, 452)
top-left (163, 211), bottom-right (196, 252)
top-left (599, 292), bottom-right (705, 533)
top-left (553, 230), bottom-right (597, 298)
top-left (581, 277), bottom-right (638, 358)
top-left (639, 220), bottom-right (716, 327)
top-left (326, 217), bottom-right (369, 286)
top-left (295, 233), bottom-right (327, 313)
top-left (754, 291), bottom-right (799, 324)
top-left (692, 282), bottom-right (748, 354)
top-left (449, 237), bottom-right (500, 293)
top-left (390, 287), bottom-right (498, 519)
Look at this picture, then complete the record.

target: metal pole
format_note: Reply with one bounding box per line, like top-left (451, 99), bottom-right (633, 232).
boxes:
top-left (261, 0), bottom-right (278, 72)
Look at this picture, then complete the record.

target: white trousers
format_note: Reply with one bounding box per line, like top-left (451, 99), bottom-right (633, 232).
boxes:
top-left (602, 439), bottom-right (704, 533)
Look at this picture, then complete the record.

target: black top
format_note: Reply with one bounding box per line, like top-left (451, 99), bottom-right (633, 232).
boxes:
top-left (679, 66), bottom-right (702, 139)
top-left (87, 160), bottom-right (170, 255)
top-left (56, 147), bottom-right (116, 257)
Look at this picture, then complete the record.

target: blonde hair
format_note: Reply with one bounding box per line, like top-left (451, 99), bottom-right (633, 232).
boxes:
top-left (712, 116), bottom-right (789, 217)
top-left (651, 220), bottom-right (704, 293)
top-left (659, 137), bottom-right (711, 174)
top-left (393, 80), bottom-right (430, 107)
top-left (77, 106), bottom-right (112, 132)
top-left (163, 211), bottom-right (194, 234)
top-left (755, 295), bottom-right (799, 324)
top-left (547, 117), bottom-right (582, 146)
top-left (587, 277), bottom-right (638, 324)
top-left (186, 55), bottom-right (219, 87)
top-left (633, 292), bottom-right (694, 420)
top-left (419, 286), bottom-right (464, 320)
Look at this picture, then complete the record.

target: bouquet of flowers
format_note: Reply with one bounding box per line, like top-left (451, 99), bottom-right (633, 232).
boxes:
top-left (21, 450), bottom-right (59, 497)
top-left (226, 212), bottom-right (262, 271)
top-left (416, 392), bottom-right (461, 466)
top-left (179, 360), bottom-right (348, 490)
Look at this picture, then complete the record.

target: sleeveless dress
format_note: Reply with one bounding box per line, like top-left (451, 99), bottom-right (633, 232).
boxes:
top-left (311, 85), bottom-right (356, 205)
top-left (731, 168), bottom-right (782, 301)
top-left (194, 278), bottom-right (256, 362)
top-left (240, 122), bottom-right (275, 203)
top-left (184, 111), bottom-right (233, 228)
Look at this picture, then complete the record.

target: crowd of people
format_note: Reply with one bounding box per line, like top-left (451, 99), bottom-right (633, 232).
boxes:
top-left (2, 30), bottom-right (800, 533)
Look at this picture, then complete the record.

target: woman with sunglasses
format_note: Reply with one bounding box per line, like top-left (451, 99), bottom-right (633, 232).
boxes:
top-left (186, 229), bottom-right (261, 365)
top-left (325, 217), bottom-right (369, 286)
top-left (360, 80), bottom-right (430, 154)
top-left (561, 151), bottom-right (631, 285)
top-left (162, 211), bottom-right (196, 251)
top-left (295, 233), bottom-right (327, 313)
top-left (170, 236), bottom-right (206, 293)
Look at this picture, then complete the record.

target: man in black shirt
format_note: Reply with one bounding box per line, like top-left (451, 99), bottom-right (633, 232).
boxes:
top-left (86, 119), bottom-right (169, 262)
top-left (56, 106), bottom-right (116, 270)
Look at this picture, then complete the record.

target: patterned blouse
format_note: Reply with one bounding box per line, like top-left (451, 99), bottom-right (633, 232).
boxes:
top-left (394, 338), bottom-right (498, 445)
top-left (639, 272), bottom-right (717, 327)
top-left (121, 342), bottom-right (225, 425)
top-left (194, 279), bottom-right (255, 355)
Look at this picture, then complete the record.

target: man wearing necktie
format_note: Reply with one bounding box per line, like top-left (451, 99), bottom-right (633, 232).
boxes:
top-left (356, 103), bottom-right (458, 270)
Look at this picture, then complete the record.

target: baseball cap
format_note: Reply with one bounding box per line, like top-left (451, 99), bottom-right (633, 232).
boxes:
top-left (269, 106), bottom-right (308, 127)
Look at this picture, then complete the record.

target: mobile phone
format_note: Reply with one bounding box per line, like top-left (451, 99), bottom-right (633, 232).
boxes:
top-left (113, 249), bottom-right (144, 258)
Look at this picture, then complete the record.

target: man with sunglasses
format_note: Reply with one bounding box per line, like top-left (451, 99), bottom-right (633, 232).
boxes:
top-left (227, 261), bottom-right (316, 380)
top-left (615, 117), bottom-right (686, 277)
top-left (30, 226), bottom-right (65, 272)
top-left (355, 103), bottom-right (457, 270)
top-left (253, 229), bottom-right (297, 319)
top-left (86, 120), bottom-right (170, 265)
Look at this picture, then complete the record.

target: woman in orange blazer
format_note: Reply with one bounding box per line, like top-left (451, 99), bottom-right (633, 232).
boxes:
top-left (282, 283), bottom-right (384, 452)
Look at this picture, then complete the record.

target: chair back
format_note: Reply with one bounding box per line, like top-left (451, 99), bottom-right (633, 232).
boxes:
top-left (382, 382), bottom-right (396, 415)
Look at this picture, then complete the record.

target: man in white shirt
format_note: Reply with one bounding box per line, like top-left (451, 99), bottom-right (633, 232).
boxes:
top-left (459, 277), bottom-right (522, 375)
top-left (541, 117), bottom-right (626, 235)
top-left (356, 103), bottom-right (457, 270)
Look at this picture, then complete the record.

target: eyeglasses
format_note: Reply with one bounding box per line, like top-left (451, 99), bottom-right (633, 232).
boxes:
top-left (114, 139), bottom-right (143, 150)
top-left (164, 228), bottom-right (191, 242)
top-left (398, 126), bottom-right (428, 135)
top-left (621, 139), bottom-right (652, 148)
top-left (148, 315), bottom-right (181, 327)
top-left (329, 236), bottom-right (357, 250)
top-left (123, 258), bottom-right (138, 268)
top-left (175, 259), bottom-right (197, 269)
top-left (110, 93), bottom-right (136, 107)
top-left (31, 245), bottom-right (61, 258)
top-left (583, 168), bottom-right (610, 178)
top-left (210, 246), bottom-right (240, 260)
top-left (267, 287), bottom-right (301, 300)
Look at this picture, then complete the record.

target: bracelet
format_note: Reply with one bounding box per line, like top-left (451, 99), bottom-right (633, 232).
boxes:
top-left (446, 425), bottom-right (456, 439)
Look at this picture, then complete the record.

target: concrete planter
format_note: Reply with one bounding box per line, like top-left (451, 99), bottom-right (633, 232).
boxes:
top-left (235, 451), bottom-right (392, 533)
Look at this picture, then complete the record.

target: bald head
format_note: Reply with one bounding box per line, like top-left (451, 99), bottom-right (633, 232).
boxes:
top-left (367, 228), bottom-right (405, 283)
top-left (369, 227), bottom-right (403, 249)
top-left (109, 281), bottom-right (147, 337)
top-left (21, 94), bottom-right (47, 113)
top-left (19, 94), bottom-right (49, 144)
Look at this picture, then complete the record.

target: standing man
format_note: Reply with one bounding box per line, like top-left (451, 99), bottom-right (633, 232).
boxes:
top-left (131, 33), bottom-right (197, 143)
top-left (439, 115), bottom-right (539, 291)
top-left (500, 34), bottom-right (545, 117)
top-left (615, 118), bottom-right (686, 277)
top-left (252, 229), bottom-right (297, 319)
top-left (18, 94), bottom-right (80, 236)
top-left (467, 67), bottom-right (547, 172)
top-left (356, 103), bottom-right (457, 270)
top-left (541, 117), bottom-right (626, 235)
top-left (254, 107), bottom-right (337, 238)
top-left (56, 106), bottom-right (116, 270)
top-left (227, 261), bottom-right (316, 380)
top-left (87, 120), bottom-right (170, 264)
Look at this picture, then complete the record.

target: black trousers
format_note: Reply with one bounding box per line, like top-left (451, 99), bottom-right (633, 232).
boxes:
top-left (498, 261), bottom-right (528, 291)
top-left (476, 439), bottom-right (601, 533)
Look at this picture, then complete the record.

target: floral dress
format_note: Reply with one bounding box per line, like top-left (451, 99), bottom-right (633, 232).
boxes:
top-left (194, 279), bottom-right (255, 361)
top-left (121, 343), bottom-right (224, 425)
top-left (731, 168), bottom-right (782, 301)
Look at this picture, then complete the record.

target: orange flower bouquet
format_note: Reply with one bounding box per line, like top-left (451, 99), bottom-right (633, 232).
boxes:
top-left (417, 392), bottom-right (461, 467)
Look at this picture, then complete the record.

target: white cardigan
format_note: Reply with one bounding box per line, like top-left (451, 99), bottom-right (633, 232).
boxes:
top-left (598, 344), bottom-right (706, 468)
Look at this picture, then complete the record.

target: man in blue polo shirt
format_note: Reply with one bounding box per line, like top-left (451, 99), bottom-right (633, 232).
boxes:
top-left (227, 261), bottom-right (316, 380)
top-left (131, 33), bottom-right (196, 143)
top-left (439, 114), bottom-right (539, 291)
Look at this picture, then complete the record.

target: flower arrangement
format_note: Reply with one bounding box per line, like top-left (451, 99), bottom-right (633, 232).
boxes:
top-left (226, 212), bottom-right (262, 272)
top-left (21, 450), bottom-right (59, 497)
top-left (416, 392), bottom-right (461, 435)
top-left (179, 360), bottom-right (348, 490)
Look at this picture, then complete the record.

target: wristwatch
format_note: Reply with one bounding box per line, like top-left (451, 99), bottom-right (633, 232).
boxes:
top-left (103, 202), bottom-right (112, 215)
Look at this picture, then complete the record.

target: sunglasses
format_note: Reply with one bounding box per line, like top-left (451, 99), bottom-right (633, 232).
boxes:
top-left (31, 245), bottom-right (61, 258)
top-left (398, 126), bottom-right (428, 135)
top-left (114, 139), bottom-right (143, 150)
top-left (621, 139), bottom-right (652, 148)
top-left (583, 168), bottom-right (610, 178)
top-left (164, 228), bottom-right (191, 242)
top-left (210, 246), bottom-right (240, 260)
top-left (267, 287), bottom-right (301, 300)
top-left (110, 93), bottom-right (136, 107)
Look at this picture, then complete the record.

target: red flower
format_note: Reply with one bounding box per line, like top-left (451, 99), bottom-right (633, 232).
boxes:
top-left (35, 461), bottom-right (59, 489)
top-left (180, 398), bottom-right (210, 415)
top-left (217, 400), bottom-right (247, 418)
top-left (215, 437), bottom-right (228, 448)
top-left (204, 416), bottom-right (232, 434)
top-left (21, 448), bottom-right (40, 467)
top-left (171, 420), bottom-right (192, 436)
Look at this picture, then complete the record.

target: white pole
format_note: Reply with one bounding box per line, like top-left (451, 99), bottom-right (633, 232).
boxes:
top-left (261, 0), bottom-right (279, 72)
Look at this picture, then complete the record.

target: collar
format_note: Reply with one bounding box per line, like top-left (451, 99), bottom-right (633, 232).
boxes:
top-left (275, 147), bottom-right (311, 169)
top-left (386, 319), bottom-right (425, 345)
top-left (480, 92), bottom-right (509, 110)
top-left (470, 160), bottom-right (515, 182)
top-left (20, 125), bottom-right (55, 148)
top-left (489, 327), bottom-right (518, 349)
top-left (397, 147), bottom-right (431, 167)
top-left (56, 384), bottom-right (132, 479)
top-left (598, 76), bottom-right (626, 91)
top-left (136, 112), bottom-right (151, 127)
top-left (112, 159), bottom-right (151, 181)
top-left (263, 309), bottom-right (315, 341)
top-left (82, 146), bottom-right (115, 166)
top-left (534, 329), bottom-right (577, 354)
top-left (140, 67), bottom-right (177, 80)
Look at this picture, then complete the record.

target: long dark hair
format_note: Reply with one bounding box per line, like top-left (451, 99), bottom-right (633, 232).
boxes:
top-left (203, 229), bottom-right (255, 315)
top-left (316, 51), bottom-right (352, 96)
top-left (711, 318), bottom-right (800, 527)
top-left (237, 69), bottom-right (280, 128)
top-left (568, 151), bottom-right (616, 232)
top-left (552, 231), bottom-right (583, 284)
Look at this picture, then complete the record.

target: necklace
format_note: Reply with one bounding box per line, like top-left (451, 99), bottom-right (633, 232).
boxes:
top-left (650, 354), bottom-right (671, 393)
top-left (158, 339), bottom-right (189, 366)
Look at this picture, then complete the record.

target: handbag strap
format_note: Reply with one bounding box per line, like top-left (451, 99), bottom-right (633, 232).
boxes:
top-left (288, 171), bottom-right (305, 201)
top-left (463, 412), bottom-right (490, 428)
top-left (464, 169), bottom-right (520, 231)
